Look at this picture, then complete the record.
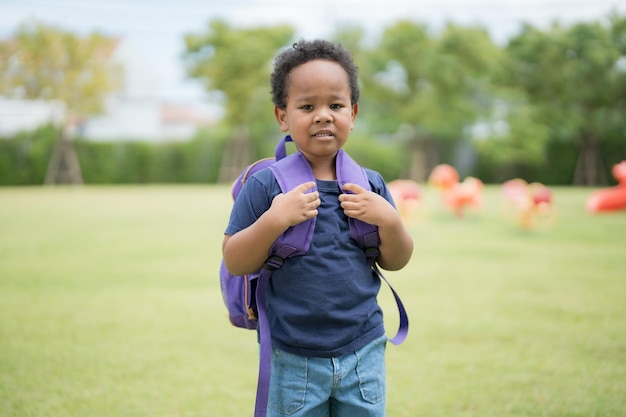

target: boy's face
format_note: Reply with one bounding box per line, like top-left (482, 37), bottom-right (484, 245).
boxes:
top-left (275, 59), bottom-right (358, 164)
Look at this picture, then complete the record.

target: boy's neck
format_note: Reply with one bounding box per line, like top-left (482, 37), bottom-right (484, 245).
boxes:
top-left (307, 156), bottom-right (337, 181)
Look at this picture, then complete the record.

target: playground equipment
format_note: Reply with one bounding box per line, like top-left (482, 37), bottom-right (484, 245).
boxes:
top-left (586, 160), bottom-right (626, 214)
top-left (388, 179), bottom-right (421, 224)
top-left (501, 178), bottom-right (556, 230)
top-left (428, 164), bottom-right (459, 190)
top-left (428, 164), bottom-right (482, 217)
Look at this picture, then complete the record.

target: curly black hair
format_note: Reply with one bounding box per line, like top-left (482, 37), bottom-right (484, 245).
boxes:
top-left (270, 39), bottom-right (360, 109)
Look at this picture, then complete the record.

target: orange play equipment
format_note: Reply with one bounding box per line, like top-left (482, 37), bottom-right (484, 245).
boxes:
top-left (501, 179), bottom-right (556, 230)
top-left (586, 160), bottom-right (626, 214)
top-left (428, 164), bottom-right (459, 190)
top-left (428, 164), bottom-right (482, 217)
top-left (388, 179), bottom-right (422, 223)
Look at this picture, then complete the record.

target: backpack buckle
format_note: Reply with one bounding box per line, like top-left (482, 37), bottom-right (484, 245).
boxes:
top-left (364, 247), bottom-right (380, 260)
top-left (263, 255), bottom-right (285, 271)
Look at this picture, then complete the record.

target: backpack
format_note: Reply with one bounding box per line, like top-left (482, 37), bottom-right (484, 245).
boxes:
top-left (220, 135), bottom-right (409, 417)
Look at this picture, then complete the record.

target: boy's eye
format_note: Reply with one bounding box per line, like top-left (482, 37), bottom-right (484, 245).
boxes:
top-left (299, 103), bottom-right (345, 111)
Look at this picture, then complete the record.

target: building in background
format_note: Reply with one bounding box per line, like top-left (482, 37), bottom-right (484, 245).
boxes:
top-left (0, 39), bottom-right (214, 141)
top-left (0, 98), bottom-right (65, 136)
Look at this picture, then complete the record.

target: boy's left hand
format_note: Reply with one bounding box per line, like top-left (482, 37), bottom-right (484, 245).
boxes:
top-left (339, 183), bottom-right (397, 226)
top-left (340, 183), bottom-right (413, 271)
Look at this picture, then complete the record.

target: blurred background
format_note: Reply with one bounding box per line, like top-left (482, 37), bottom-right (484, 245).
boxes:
top-left (1, 0), bottom-right (625, 186)
top-left (2, 3), bottom-right (626, 416)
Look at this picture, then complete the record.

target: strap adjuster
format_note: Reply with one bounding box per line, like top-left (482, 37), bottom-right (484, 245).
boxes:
top-left (364, 247), bottom-right (380, 259)
top-left (263, 255), bottom-right (284, 271)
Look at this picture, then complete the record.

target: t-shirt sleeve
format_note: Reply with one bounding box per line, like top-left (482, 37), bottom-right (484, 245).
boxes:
top-left (365, 168), bottom-right (397, 208)
top-left (224, 170), bottom-right (276, 236)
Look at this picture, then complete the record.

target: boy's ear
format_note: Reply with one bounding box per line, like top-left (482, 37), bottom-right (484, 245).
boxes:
top-left (274, 106), bottom-right (289, 132)
top-left (350, 103), bottom-right (359, 129)
top-left (351, 103), bottom-right (359, 120)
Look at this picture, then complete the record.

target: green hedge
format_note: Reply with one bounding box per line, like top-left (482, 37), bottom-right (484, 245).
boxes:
top-left (1, 124), bottom-right (623, 185)
top-left (0, 124), bottom-right (57, 185)
top-left (0, 125), bottom-right (228, 185)
top-left (474, 140), bottom-right (626, 186)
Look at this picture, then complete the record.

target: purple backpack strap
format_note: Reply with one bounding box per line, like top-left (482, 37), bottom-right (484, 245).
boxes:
top-left (274, 135), bottom-right (291, 160)
top-left (231, 158), bottom-right (275, 201)
top-left (335, 148), bottom-right (408, 345)
top-left (372, 264), bottom-right (409, 345)
top-left (254, 242), bottom-right (308, 417)
top-left (253, 142), bottom-right (317, 417)
top-left (268, 152), bottom-right (317, 255)
top-left (335, 149), bottom-right (381, 250)
top-left (253, 268), bottom-right (272, 417)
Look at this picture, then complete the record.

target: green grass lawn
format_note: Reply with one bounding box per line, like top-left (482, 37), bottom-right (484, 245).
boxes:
top-left (1, 184), bottom-right (625, 417)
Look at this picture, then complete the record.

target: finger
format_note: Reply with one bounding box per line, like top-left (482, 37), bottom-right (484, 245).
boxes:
top-left (295, 181), bottom-right (316, 193)
top-left (341, 202), bottom-right (360, 213)
top-left (342, 182), bottom-right (366, 194)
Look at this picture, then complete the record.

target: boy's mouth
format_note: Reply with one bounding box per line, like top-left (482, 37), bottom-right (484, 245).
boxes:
top-left (313, 130), bottom-right (334, 138)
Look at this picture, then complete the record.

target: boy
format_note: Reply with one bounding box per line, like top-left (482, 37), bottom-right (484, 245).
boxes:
top-left (223, 39), bottom-right (413, 417)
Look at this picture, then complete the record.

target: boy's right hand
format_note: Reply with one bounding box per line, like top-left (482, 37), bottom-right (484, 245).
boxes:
top-left (223, 182), bottom-right (320, 276)
top-left (269, 181), bottom-right (320, 228)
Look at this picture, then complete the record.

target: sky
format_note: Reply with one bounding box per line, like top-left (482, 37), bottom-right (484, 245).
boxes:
top-left (1, 0), bottom-right (624, 110)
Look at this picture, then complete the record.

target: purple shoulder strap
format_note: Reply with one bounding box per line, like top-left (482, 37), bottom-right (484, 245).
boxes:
top-left (268, 151), bottom-right (317, 256)
top-left (271, 136), bottom-right (379, 253)
top-left (253, 137), bottom-right (317, 417)
top-left (335, 149), bottom-right (381, 250)
top-left (336, 148), bottom-right (408, 345)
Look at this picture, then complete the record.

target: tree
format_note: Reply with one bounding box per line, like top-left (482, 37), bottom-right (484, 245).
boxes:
top-left (472, 99), bottom-right (551, 182)
top-left (504, 13), bottom-right (626, 185)
top-left (359, 21), bottom-right (502, 181)
top-left (0, 21), bottom-right (123, 184)
top-left (183, 20), bottom-right (294, 181)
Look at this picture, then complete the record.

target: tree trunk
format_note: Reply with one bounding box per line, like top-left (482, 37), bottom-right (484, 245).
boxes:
top-left (408, 137), bottom-right (438, 182)
top-left (218, 126), bottom-right (253, 183)
top-left (408, 139), bottom-right (426, 182)
top-left (44, 126), bottom-right (84, 185)
top-left (573, 131), bottom-right (607, 186)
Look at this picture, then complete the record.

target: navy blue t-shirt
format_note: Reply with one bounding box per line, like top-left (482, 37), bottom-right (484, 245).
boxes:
top-left (224, 164), bottom-right (395, 358)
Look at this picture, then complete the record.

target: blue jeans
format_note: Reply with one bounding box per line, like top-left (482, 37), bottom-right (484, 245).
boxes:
top-left (267, 335), bottom-right (387, 417)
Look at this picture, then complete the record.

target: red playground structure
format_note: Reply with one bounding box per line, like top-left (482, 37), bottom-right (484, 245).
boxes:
top-left (586, 161), bottom-right (626, 214)
top-left (388, 179), bottom-right (422, 224)
top-left (501, 179), bottom-right (556, 230)
top-left (428, 164), bottom-right (483, 217)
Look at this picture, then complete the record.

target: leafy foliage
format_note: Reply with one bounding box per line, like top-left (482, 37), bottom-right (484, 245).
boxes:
top-left (2, 13), bottom-right (625, 185)
top-left (183, 19), bottom-right (293, 129)
top-left (0, 21), bottom-right (123, 119)
top-left (502, 15), bottom-right (626, 184)
top-left (0, 124), bottom-right (58, 185)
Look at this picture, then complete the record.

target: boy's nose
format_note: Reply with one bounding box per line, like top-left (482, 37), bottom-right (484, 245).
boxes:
top-left (314, 109), bottom-right (332, 123)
